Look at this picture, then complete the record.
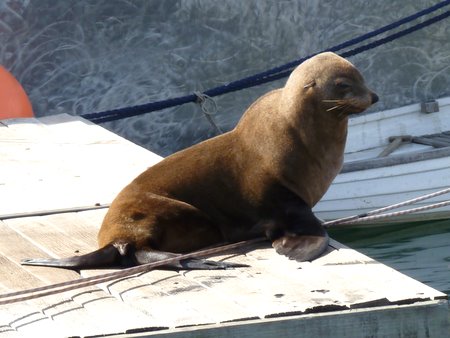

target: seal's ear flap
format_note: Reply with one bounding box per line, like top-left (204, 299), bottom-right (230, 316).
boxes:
top-left (303, 80), bottom-right (316, 89)
top-left (272, 230), bottom-right (329, 262)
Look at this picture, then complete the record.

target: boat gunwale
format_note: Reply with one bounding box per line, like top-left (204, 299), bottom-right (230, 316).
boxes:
top-left (341, 146), bottom-right (450, 173)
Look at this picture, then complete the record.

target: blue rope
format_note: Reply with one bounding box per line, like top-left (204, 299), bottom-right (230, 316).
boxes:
top-left (82, 1), bottom-right (450, 123)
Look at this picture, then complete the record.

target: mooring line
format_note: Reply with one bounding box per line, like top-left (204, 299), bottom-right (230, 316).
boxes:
top-left (324, 187), bottom-right (450, 227)
top-left (0, 237), bottom-right (266, 305)
top-left (331, 200), bottom-right (450, 226)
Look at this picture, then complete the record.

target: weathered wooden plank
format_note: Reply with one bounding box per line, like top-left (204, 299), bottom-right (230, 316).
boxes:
top-left (0, 220), bottom-right (95, 337)
top-left (180, 246), bottom-right (344, 319)
top-left (186, 240), bottom-right (444, 317)
top-left (0, 247), bottom-right (103, 337)
top-left (81, 259), bottom-right (258, 326)
top-left (0, 220), bottom-right (78, 285)
top-left (3, 210), bottom-right (240, 330)
top-left (136, 269), bottom-right (251, 325)
top-left (3, 209), bottom-right (105, 261)
top-left (81, 268), bottom-right (201, 328)
top-left (0, 114), bottom-right (161, 216)
top-left (0, 294), bottom-right (56, 338)
top-left (0, 217), bottom-right (158, 337)
top-left (5, 216), bottom-right (96, 260)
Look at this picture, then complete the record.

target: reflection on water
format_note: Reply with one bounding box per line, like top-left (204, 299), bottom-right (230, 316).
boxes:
top-left (330, 219), bottom-right (450, 295)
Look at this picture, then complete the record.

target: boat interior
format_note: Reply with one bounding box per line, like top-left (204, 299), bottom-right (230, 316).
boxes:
top-left (343, 131), bottom-right (450, 172)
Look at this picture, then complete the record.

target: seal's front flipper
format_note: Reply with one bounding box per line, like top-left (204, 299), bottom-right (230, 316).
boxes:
top-left (21, 244), bottom-right (123, 269)
top-left (134, 249), bottom-right (248, 270)
top-left (269, 195), bottom-right (331, 262)
top-left (272, 231), bottom-right (329, 262)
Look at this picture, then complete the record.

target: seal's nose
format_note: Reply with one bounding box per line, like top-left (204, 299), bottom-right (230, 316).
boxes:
top-left (371, 92), bottom-right (379, 104)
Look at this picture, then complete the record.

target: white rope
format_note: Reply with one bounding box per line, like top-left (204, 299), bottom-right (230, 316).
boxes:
top-left (334, 199), bottom-right (450, 225)
top-left (324, 186), bottom-right (450, 227)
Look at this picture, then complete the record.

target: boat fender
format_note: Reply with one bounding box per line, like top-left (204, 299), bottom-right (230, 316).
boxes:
top-left (0, 66), bottom-right (34, 120)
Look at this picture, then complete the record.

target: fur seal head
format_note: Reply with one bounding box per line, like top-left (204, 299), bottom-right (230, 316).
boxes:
top-left (282, 52), bottom-right (378, 119)
top-left (238, 52), bottom-right (378, 209)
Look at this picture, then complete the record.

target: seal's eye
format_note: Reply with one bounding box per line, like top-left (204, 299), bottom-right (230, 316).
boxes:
top-left (335, 80), bottom-right (351, 90)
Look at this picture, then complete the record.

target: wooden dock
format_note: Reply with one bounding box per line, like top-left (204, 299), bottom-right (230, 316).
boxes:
top-left (0, 114), bottom-right (448, 338)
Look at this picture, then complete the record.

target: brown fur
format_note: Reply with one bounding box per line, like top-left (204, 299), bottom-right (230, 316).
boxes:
top-left (23, 52), bottom-right (378, 269)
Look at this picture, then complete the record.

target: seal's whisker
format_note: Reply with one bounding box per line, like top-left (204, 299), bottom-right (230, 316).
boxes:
top-left (326, 105), bottom-right (342, 112)
top-left (324, 99), bottom-right (348, 112)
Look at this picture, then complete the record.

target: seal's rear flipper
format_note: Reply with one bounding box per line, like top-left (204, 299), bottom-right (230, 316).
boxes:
top-left (21, 244), bottom-right (122, 269)
top-left (272, 231), bottom-right (329, 262)
top-left (21, 244), bottom-right (248, 270)
top-left (134, 249), bottom-right (248, 270)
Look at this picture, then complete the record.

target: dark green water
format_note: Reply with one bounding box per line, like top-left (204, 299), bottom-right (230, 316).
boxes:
top-left (330, 219), bottom-right (450, 295)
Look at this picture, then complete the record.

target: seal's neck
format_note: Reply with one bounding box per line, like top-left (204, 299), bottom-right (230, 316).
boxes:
top-left (234, 88), bottom-right (349, 208)
top-left (277, 94), bottom-right (349, 207)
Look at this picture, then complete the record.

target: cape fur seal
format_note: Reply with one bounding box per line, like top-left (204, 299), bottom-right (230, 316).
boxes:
top-left (22, 52), bottom-right (378, 270)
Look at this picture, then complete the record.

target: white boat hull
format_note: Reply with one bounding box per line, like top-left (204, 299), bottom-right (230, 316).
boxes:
top-left (314, 97), bottom-right (450, 223)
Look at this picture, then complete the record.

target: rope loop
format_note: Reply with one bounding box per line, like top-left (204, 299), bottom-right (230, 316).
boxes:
top-left (194, 91), bottom-right (223, 134)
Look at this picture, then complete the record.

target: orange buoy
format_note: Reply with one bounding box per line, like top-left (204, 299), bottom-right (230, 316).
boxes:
top-left (0, 65), bottom-right (34, 119)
